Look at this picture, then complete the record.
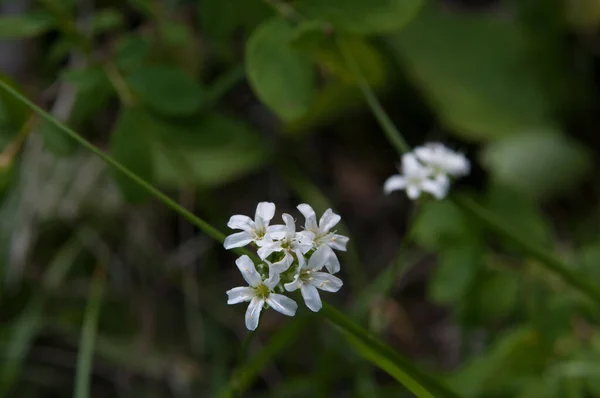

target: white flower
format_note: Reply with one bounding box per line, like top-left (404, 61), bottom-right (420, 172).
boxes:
top-left (226, 255), bottom-right (298, 331)
top-left (384, 153), bottom-right (448, 200)
top-left (256, 213), bottom-right (314, 270)
top-left (414, 142), bottom-right (470, 180)
top-left (296, 204), bottom-right (349, 274)
top-left (284, 246), bottom-right (343, 312)
top-left (224, 202), bottom-right (276, 250)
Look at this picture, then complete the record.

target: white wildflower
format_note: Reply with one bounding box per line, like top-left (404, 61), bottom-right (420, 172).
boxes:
top-left (296, 204), bottom-right (349, 274)
top-left (414, 142), bottom-right (470, 187)
top-left (384, 153), bottom-right (448, 200)
top-left (256, 213), bottom-right (314, 270)
top-left (226, 255), bottom-right (298, 331)
top-left (284, 246), bottom-right (343, 312)
top-left (224, 202), bottom-right (276, 249)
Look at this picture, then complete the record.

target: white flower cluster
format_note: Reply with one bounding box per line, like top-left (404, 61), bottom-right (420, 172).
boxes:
top-left (384, 142), bottom-right (470, 200)
top-left (224, 202), bottom-right (348, 331)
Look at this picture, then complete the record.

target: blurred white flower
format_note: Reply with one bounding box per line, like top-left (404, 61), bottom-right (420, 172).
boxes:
top-left (414, 142), bottom-right (470, 188)
top-left (384, 153), bottom-right (448, 200)
top-left (256, 213), bottom-right (314, 268)
top-left (284, 246), bottom-right (343, 312)
top-left (296, 204), bottom-right (349, 274)
top-left (226, 255), bottom-right (298, 331)
top-left (223, 202), bottom-right (276, 250)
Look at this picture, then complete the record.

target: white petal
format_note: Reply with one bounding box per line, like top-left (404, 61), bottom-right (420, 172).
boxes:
top-left (296, 230), bottom-right (316, 247)
top-left (281, 213), bottom-right (296, 240)
top-left (267, 257), bottom-right (291, 277)
top-left (255, 202), bottom-right (275, 222)
top-left (257, 243), bottom-right (281, 260)
top-left (284, 273), bottom-right (302, 292)
top-left (235, 255), bottom-right (262, 287)
top-left (266, 224), bottom-right (287, 240)
top-left (308, 245), bottom-right (330, 271)
top-left (328, 234), bottom-right (349, 251)
top-left (255, 202), bottom-right (276, 230)
top-left (406, 185), bottom-right (421, 200)
top-left (414, 145), bottom-right (436, 164)
top-left (293, 248), bottom-right (306, 268)
top-left (226, 286), bottom-right (255, 304)
top-left (263, 272), bottom-right (280, 290)
top-left (227, 215), bottom-right (255, 232)
top-left (319, 209), bottom-right (341, 234)
top-left (297, 203), bottom-right (318, 231)
top-left (267, 294), bottom-right (297, 317)
top-left (310, 272), bottom-right (343, 293)
top-left (383, 175), bottom-right (406, 194)
top-left (323, 245), bottom-right (341, 274)
top-left (422, 178), bottom-right (448, 200)
top-left (301, 283), bottom-right (322, 312)
top-left (245, 298), bottom-right (264, 331)
top-left (402, 153), bottom-right (423, 174)
top-left (224, 231), bottom-right (254, 249)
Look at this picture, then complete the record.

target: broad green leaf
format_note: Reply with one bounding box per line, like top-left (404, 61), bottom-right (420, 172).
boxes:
top-left (109, 107), bottom-right (155, 202)
top-left (0, 74), bottom-right (29, 131)
top-left (152, 113), bottom-right (271, 187)
top-left (481, 132), bottom-right (591, 199)
top-left (296, 0), bottom-right (425, 34)
top-left (199, 0), bottom-right (272, 39)
top-left (412, 200), bottom-right (480, 251)
top-left (486, 183), bottom-right (553, 248)
top-left (115, 34), bottom-right (151, 72)
top-left (449, 327), bottom-right (550, 397)
top-left (469, 271), bottom-right (520, 323)
top-left (428, 244), bottom-right (481, 305)
top-left (391, 4), bottom-right (553, 141)
top-left (40, 120), bottom-right (76, 156)
top-left (0, 13), bottom-right (55, 38)
top-left (246, 17), bottom-right (316, 121)
top-left (90, 9), bottom-right (123, 36)
top-left (290, 25), bottom-right (387, 86)
top-left (126, 66), bottom-right (204, 116)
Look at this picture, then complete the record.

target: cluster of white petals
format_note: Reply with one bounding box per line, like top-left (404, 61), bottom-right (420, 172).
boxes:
top-left (384, 142), bottom-right (470, 200)
top-left (225, 202), bottom-right (348, 330)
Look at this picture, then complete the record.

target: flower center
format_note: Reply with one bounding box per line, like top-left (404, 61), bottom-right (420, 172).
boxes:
top-left (253, 283), bottom-right (270, 299)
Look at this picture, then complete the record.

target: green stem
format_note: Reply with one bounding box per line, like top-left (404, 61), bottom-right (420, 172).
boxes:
top-left (322, 304), bottom-right (460, 398)
top-left (454, 195), bottom-right (600, 305)
top-left (337, 36), bottom-right (411, 155)
top-left (74, 266), bottom-right (105, 398)
top-left (0, 79), bottom-right (226, 244)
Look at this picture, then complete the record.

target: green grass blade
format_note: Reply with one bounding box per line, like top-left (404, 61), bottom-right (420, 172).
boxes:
top-left (0, 239), bottom-right (82, 397)
top-left (73, 267), bottom-right (106, 398)
top-left (322, 304), bottom-right (461, 398)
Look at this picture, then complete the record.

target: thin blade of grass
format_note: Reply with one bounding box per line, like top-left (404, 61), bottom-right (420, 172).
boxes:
top-left (321, 304), bottom-right (460, 398)
top-left (0, 239), bottom-right (82, 397)
top-left (73, 266), bottom-right (106, 398)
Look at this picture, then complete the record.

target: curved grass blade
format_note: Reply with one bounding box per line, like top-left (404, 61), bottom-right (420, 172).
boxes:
top-left (322, 304), bottom-right (460, 398)
top-left (73, 266), bottom-right (106, 398)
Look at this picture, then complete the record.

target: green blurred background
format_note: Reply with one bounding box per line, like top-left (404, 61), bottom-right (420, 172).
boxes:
top-left (1, 0), bottom-right (600, 396)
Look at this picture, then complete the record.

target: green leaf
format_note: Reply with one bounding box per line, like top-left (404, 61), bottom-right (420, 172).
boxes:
top-left (412, 200), bottom-right (480, 251)
top-left (152, 113), bottom-right (271, 187)
top-left (391, 4), bottom-right (553, 141)
top-left (469, 271), bottom-right (520, 323)
top-left (115, 34), bottom-right (151, 72)
top-left (481, 131), bottom-right (591, 199)
top-left (40, 120), bottom-right (76, 156)
top-left (296, 0), bottom-right (425, 34)
top-left (126, 66), bottom-right (204, 116)
top-left (109, 107), bottom-right (155, 202)
top-left (246, 17), bottom-right (316, 121)
top-left (0, 13), bottom-right (55, 39)
top-left (0, 74), bottom-right (29, 131)
top-left (322, 304), bottom-right (460, 398)
top-left (199, 0), bottom-right (272, 40)
top-left (290, 26), bottom-right (387, 86)
top-left (90, 9), bottom-right (123, 36)
top-left (428, 244), bottom-right (481, 305)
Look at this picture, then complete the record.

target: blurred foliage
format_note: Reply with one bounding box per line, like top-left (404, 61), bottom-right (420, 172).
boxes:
top-left (0, 0), bottom-right (599, 397)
